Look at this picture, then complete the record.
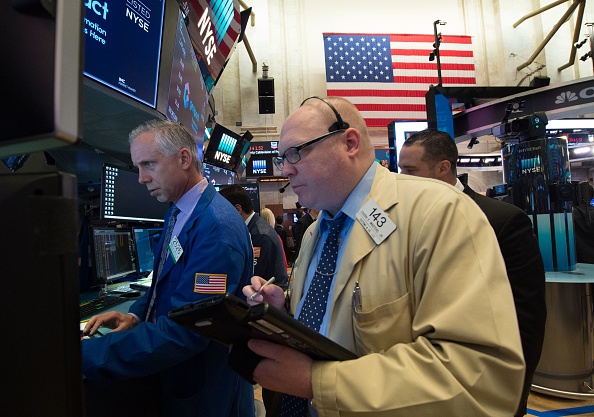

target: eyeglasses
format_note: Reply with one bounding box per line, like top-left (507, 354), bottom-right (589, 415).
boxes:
top-left (273, 129), bottom-right (345, 170)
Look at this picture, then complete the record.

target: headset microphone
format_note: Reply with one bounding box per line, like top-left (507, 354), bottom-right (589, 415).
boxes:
top-left (279, 181), bottom-right (291, 193)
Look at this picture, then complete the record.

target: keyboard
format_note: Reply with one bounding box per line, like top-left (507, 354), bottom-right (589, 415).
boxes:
top-left (79, 296), bottom-right (129, 319)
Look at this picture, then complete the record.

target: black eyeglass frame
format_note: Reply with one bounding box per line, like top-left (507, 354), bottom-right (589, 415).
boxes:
top-left (273, 129), bottom-right (345, 170)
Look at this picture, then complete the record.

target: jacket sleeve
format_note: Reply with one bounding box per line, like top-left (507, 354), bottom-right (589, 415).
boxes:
top-left (82, 218), bottom-right (252, 386)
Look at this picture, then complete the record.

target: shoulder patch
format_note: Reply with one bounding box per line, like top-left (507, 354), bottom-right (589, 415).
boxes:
top-left (194, 273), bottom-right (227, 294)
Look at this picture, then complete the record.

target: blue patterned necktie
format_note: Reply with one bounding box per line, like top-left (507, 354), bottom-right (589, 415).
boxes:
top-left (281, 214), bottom-right (346, 417)
top-left (145, 205), bottom-right (180, 322)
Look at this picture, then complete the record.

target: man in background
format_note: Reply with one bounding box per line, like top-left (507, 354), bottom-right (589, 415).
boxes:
top-left (220, 184), bottom-right (289, 290)
top-left (242, 96), bottom-right (525, 416)
top-left (275, 215), bottom-right (288, 254)
top-left (292, 207), bottom-right (319, 259)
top-left (399, 128), bottom-right (547, 417)
top-left (81, 120), bottom-right (255, 417)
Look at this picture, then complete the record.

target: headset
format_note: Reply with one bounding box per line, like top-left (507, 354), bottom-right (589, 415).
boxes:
top-left (279, 181), bottom-right (291, 193)
top-left (300, 96), bottom-right (350, 132)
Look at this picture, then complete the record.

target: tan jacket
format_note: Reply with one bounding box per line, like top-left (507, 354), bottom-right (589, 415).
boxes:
top-left (290, 166), bottom-right (525, 417)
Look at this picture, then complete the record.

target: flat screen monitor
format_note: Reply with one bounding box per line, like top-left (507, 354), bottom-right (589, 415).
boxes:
top-left (249, 141), bottom-right (280, 156)
top-left (132, 227), bottom-right (163, 274)
top-left (203, 162), bottom-right (236, 185)
top-left (91, 227), bottom-right (137, 282)
top-left (101, 163), bottom-right (170, 223)
top-left (165, 8), bottom-right (209, 149)
top-left (1, 0), bottom-right (82, 158)
top-left (178, 0), bottom-right (242, 90)
top-left (387, 121), bottom-right (428, 172)
top-left (83, 0), bottom-right (166, 108)
top-left (246, 155), bottom-right (274, 177)
top-left (203, 124), bottom-right (249, 171)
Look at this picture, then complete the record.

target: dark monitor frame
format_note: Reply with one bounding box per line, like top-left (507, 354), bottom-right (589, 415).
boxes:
top-left (100, 163), bottom-right (170, 223)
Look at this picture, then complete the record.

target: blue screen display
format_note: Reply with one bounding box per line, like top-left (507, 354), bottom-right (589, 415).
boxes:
top-left (83, 0), bottom-right (166, 107)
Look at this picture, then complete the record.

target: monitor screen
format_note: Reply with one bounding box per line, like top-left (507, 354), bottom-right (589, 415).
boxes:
top-left (91, 227), bottom-right (137, 282)
top-left (249, 141), bottom-right (280, 156)
top-left (132, 227), bottom-right (163, 274)
top-left (202, 124), bottom-right (247, 171)
top-left (203, 162), bottom-right (236, 185)
top-left (83, 0), bottom-right (166, 108)
top-left (165, 8), bottom-right (209, 148)
top-left (1, 0), bottom-right (82, 158)
top-left (101, 163), bottom-right (170, 222)
top-left (246, 155), bottom-right (274, 177)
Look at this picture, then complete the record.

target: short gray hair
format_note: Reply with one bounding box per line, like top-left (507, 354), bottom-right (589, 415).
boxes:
top-left (129, 119), bottom-right (202, 172)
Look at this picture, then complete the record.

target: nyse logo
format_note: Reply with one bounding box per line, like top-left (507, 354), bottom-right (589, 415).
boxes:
top-left (252, 159), bottom-right (267, 174)
top-left (197, 8), bottom-right (217, 65)
top-left (214, 133), bottom-right (237, 164)
top-left (85, 0), bottom-right (109, 19)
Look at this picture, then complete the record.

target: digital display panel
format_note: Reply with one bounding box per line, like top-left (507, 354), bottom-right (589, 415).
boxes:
top-left (101, 164), bottom-right (170, 222)
top-left (202, 124), bottom-right (245, 171)
top-left (92, 227), bottom-right (137, 282)
top-left (83, 0), bottom-right (166, 107)
top-left (166, 8), bottom-right (209, 149)
top-left (203, 162), bottom-right (236, 185)
top-left (179, 0), bottom-right (241, 90)
top-left (246, 155), bottom-right (273, 177)
top-left (132, 227), bottom-right (163, 273)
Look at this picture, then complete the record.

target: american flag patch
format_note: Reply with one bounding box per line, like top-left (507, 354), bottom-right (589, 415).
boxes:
top-left (194, 273), bottom-right (227, 294)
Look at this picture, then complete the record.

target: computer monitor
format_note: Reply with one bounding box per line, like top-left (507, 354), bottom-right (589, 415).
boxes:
top-left (1, 0), bottom-right (82, 158)
top-left (83, 0), bottom-right (166, 108)
top-left (132, 227), bottom-right (164, 274)
top-left (101, 163), bottom-right (170, 222)
top-left (91, 227), bottom-right (137, 282)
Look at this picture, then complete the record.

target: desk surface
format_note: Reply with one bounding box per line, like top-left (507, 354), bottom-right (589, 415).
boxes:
top-left (545, 263), bottom-right (594, 283)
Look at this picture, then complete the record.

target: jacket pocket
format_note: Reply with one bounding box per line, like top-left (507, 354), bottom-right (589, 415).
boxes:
top-left (352, 292), bottom-right (413, 356)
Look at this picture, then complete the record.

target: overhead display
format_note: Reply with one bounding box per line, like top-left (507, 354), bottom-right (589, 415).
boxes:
top-left (83, 0), bottom-right (166, 107)
top-left (176, 0), bottom-right (241, 90)
top-left (166, 8), bottom-right (209, 148)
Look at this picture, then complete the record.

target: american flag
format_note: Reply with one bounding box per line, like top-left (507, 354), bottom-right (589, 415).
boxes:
top-left (323, 33), bottom-right (476, 127)
top-left (194, 273), bottom-right (227, 293)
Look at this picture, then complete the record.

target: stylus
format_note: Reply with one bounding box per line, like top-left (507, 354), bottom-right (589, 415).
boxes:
top-left (249, 276), bottom-right (276, 301)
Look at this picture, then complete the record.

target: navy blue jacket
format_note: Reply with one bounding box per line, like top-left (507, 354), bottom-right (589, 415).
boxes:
top-left (82, 184), bottom-right (255, 417)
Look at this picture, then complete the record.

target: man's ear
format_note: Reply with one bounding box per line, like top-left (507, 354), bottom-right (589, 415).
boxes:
top-left (344, 128), bottom-right (361, 157)
top-left (435, 160), bottom-right (451, 179)
top-left (179, 148), bottom-right (193, 169)
top-left (233, 203), bottom-right (243, 214)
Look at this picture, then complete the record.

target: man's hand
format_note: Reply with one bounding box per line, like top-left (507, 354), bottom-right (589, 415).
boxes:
top-left (82, 311), bottom-right (137, 336)
top-left (243, 276), bottom-right (286, 309)
top-left (248, 339), bottom-right (314, 399)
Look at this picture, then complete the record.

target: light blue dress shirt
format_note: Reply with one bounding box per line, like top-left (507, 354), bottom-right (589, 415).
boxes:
top-left (294, 162), bottom-right (377, 336)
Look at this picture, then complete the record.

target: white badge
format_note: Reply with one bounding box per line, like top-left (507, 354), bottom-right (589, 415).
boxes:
top-left (356, 199), bottom-right (397, 245)
top-left (169, 236), bottom-right (183, 263)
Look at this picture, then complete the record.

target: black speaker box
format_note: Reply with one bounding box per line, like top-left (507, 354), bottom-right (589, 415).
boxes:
top-left (259, 96), bottom-right (275, 114)
top-left (530, 76), bottom-right (550, 88)
top-left (258, 78), bottom-right (275, 96)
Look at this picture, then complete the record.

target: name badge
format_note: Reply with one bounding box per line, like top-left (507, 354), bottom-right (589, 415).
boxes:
top-left (169, 236), bottom-right (183, 263)
top-left (356, 199), bottom-right (397, 245)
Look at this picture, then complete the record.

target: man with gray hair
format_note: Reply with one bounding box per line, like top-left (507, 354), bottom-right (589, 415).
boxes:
top-left (82, 120), bottom-right (255, 417)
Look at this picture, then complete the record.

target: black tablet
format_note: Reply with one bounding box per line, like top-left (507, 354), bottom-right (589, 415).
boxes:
top-left (168, 293), bottom-right (358, 361)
